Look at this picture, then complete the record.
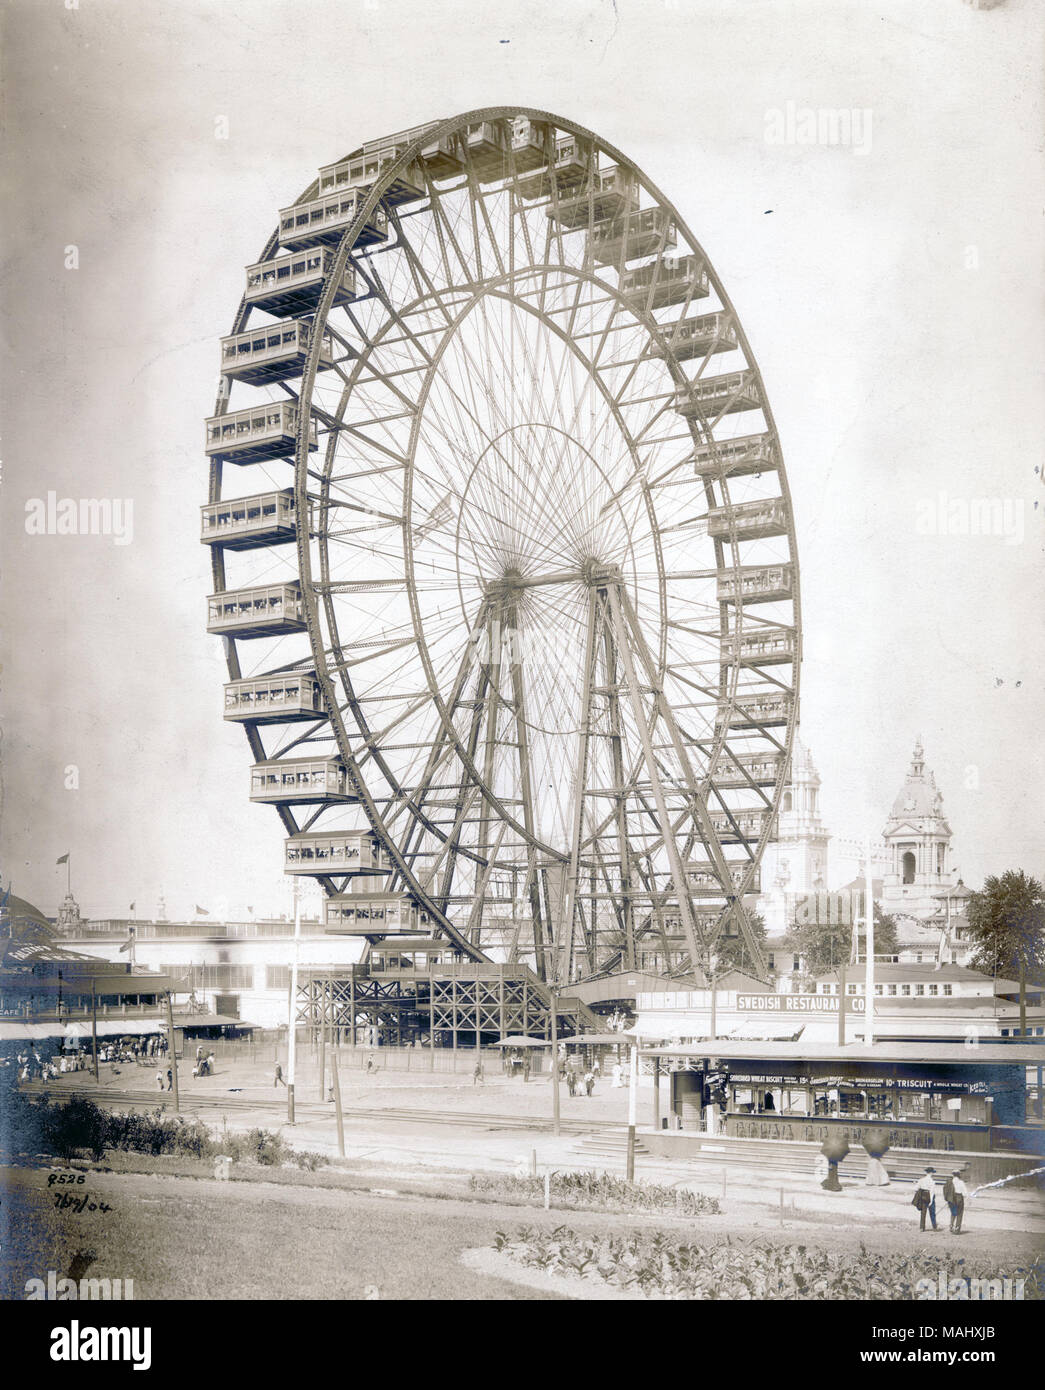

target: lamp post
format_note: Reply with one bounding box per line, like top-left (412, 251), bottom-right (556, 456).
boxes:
top-left (549, 982), bottom-right (561, 1137)
top-left (708, 952), bottom-right (720, 1040)
top-left (287, 876), bottom-right (300, 1123)
top-left (626, 1039), bottom-right (638, 1181)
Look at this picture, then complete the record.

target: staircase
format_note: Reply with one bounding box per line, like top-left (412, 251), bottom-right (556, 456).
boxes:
top-left (573, 1131), bottom-right (651, 1160)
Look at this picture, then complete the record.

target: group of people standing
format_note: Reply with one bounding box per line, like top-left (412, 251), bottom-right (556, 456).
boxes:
top-left (565, 1062), bottom-right (598, 1097)
top-left (913, 1165), bottom-right (969, 1233)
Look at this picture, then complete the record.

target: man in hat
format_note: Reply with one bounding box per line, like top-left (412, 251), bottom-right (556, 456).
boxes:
top-left (913, 1166), bottom-right (938, 1231)
top-left (943, 1169), bottom-right (968, 1234)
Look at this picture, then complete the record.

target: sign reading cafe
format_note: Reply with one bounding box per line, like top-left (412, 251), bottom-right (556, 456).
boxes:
top-left (736, 993), bottom-right (865, 1014)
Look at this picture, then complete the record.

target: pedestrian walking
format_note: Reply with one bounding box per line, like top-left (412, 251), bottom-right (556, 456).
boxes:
top-left (584, 1069), bottom-right (595, 1097)
top-left (944, 1170), bottom-right (968, 1234)
top-left (472, 1061), bottom-right (484, 1086)
top-left (156, 1072), bottom-right (164, 1090)
top-left (566, 1069), bottom-right (576, 1097)
top-left (274, 1063), bottom-right (286, 1087)
top-left (912, 1166), bottom-right (938, 1231)
top-left (166, 1068), bottom-right (173, 1092)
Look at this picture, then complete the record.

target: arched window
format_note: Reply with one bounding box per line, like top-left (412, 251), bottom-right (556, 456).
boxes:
top-left (782, 792), bottom-right (792, 812)
top-left (902, 851), bottom-right (916, 885)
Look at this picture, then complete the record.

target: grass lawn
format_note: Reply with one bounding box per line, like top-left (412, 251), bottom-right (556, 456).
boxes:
top-left (5, 1160), bottom-right (1041, 1301)
top-left (2, 1166), bottom-right (569, 1300)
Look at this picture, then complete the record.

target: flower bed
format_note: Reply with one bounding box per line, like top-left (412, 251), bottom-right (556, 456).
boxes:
top-left (493, 1226), bottom-right (1045, 1300)
top-left (469, 1170), bottom-right (720, 1215)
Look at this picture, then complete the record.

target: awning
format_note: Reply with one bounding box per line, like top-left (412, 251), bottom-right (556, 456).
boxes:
top-left (0, 1021), bottom-right (68, 1042)
top-left (493, 1035), bottom-right (551, 1047)
top-left (0, 1018), bottom-right (164, 1043)
top-left (171, 1013), bottom-right (255, 1030)
top-left (65, 1019), bottom-right (163, 1039)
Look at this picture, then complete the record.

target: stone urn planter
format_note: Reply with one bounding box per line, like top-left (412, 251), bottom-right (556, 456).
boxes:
top-left (820, 1133), bottom-right (850, 1191)
top-left (862, 1127), bottom-right (891, 1186)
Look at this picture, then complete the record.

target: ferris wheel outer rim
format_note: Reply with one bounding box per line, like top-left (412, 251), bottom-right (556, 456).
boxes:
top-left (213, 105), bottom-right (800, 969)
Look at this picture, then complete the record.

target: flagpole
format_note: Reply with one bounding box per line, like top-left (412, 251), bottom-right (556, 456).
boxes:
top-left (287, 876), bottom-right (300, 1124)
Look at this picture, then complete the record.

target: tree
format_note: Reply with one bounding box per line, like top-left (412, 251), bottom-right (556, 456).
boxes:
top-left (781, 901), bottom-right (897, 984)
top-left (713, 911), bottom-right (768, 977)
top-left (966, 871), bottom-right (1045, 987)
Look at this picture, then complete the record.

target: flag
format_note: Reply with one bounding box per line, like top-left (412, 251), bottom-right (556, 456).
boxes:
top-left (56, 853), bottom-right (69, 865)
top-left (195, 904), bottom-right (210, 915)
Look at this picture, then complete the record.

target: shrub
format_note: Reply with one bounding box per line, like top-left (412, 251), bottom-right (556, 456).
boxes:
top-left (4, 1094), bottom-right (304, 1170)
top-left (293, 1150), bottom-right (328, 1171)
top-left (469, 1170), bottom-right (720, 1217)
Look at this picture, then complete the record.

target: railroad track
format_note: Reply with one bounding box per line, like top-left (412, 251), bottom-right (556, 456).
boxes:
top-left (21, 1082), bottom-right (620, 1137)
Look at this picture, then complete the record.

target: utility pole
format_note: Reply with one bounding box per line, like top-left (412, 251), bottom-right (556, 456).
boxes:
top-left (626, 1041), bottom-right (638, 1181)
top-left (90, 980), bottom-right (99, 1081)
top-left (837, 960), bottom-right (847, 1047)
top-left (331, 1050), bottom-right (345, 1158)
top-left (318, 979), bottom-right (326, 1102)
top-left (549, 982), bottom-right (560, 1136)
top-left (164, 990), bottom-right (180, 1114)
top-left (287, 876), bottom-right (300, 1124)
top-left (864, 838), bottom-right (875, 1047)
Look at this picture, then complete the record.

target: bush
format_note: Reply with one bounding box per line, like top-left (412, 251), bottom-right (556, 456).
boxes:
top-left (2, 1094), bottom-right (313, 1170)
top-left (469, 1170), bottom-right (720, 1216)
top-left (293, 1150), bottom-right (328, 1171)
top-left (493, 1227), bottom-right (1045, 1300)
top-left (39, 1094), bottom-right (109, 1161)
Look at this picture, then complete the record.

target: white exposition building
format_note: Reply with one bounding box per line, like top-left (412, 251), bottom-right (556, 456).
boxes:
top-left (54, 911), bottom-right (365, 1029)
top-left (757, 735), bottom-right (831, 939)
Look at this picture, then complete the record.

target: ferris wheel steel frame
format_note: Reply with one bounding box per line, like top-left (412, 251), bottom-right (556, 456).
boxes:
top-left (206, 106), bottom-right (801, 989)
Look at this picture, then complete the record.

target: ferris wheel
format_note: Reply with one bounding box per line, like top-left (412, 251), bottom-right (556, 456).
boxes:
top-left (204, 107), bottom-right (800, 987)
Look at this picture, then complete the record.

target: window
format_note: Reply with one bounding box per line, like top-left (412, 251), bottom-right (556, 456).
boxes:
top-left (915, 984), bottom-right (925, 997)
top-left (887, 984), bottom-right (897, 997)
top-left (902, 984), bottom-right (911, 997)
top-left (847, 983), bottom-right (857, 995)
top-left (874, 984), bottom-right (883, 996)
top-left (902, 851), bottom-right (916, 885)
top-left (943, 984), bottom-right (952, 996)
top-left (928, 984), bottom-right (938, 996)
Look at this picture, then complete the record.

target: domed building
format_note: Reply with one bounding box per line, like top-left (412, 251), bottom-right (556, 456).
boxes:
top-left (880, 737), bottom-right (956, 920)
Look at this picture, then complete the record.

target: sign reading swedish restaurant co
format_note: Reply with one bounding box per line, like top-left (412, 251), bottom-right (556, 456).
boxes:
top-left (736, 993), bottom-right (865, 1013)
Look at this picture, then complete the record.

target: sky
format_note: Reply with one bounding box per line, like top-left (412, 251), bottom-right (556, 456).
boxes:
top-left (1, 0), bottom-right (1042, 922)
